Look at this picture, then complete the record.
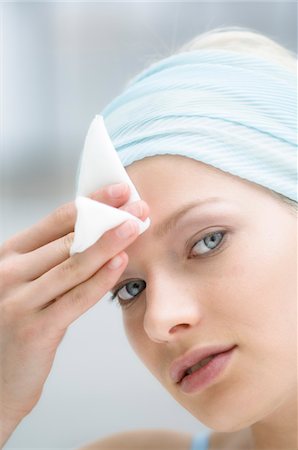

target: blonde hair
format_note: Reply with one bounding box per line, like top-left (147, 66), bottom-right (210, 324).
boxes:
top-left (174, 26), bottom-right (297, 214)
top-left (176, 26), bottom-right (297, 74)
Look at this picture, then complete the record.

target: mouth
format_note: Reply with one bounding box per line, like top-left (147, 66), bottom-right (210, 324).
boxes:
top-left (182, 354), bottom-right (216, 378)
top-left (170, 344), bottom-right (237, 385)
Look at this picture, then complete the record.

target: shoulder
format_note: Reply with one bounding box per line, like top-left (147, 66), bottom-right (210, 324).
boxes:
top-left (78, 427), bottom-right (251, 450)
top-left (78, 428), bottom-right (194, 450)
top-left (208, 428), bottom-right (252, 450)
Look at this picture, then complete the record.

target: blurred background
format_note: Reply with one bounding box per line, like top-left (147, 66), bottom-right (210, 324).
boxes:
top-left (1, 1), bottom-right (297, 449)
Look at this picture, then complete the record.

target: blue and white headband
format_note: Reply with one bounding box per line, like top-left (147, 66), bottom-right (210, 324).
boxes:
top-left (101, 49), bottom-right (297, 202)
top-left (70, 49), bottom-right (297, 255)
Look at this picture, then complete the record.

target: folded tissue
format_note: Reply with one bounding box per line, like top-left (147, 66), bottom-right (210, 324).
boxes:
top-left (70, 115), bottom-right (151, 256)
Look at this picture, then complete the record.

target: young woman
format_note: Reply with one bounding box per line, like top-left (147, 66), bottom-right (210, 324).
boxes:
top-left (0, 27), bottom-right (297, 450)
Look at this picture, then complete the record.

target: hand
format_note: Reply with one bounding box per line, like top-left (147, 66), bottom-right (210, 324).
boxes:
top-left (0, 183), bottom-right (149, 443)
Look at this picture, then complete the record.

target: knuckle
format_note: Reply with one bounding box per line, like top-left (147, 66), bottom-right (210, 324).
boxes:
top-left (0, 235), bottom-right (24, 259)
top-left (100, 275), bottom-right (115, 295)
top-left (93, 265), bottom-right (120, 295)
top-left (0, 293), bottom-right (28, 330)
top-left (0, 257), bottom-right (19, 289)
top-left (70, 285), bottom-right (86, 309)
top-left (92, 273), bottom-right (109, 295)
top-left (54, 202), bottom-right (74, 226)
top-left (59, 255), bottom-right (81, 280)
top-left (0, 240), bottom-right (12, 258)
top-left (61, 233), bottom-right (74, 256)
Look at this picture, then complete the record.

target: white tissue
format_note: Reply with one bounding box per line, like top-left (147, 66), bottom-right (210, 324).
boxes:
top-left (70, 115), bottom-right (150, 255)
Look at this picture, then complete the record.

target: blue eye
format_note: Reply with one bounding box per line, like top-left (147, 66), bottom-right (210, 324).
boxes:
top-left (111, 230), bottom-right (226, 307)
top-left (111, 280), bottom-right (146, 306)
top-left (191, 230), bottom-right (225, 256)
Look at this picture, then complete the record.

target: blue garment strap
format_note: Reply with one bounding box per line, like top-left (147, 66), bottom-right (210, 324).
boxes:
top-left (101, 49), bottom-right (297, 202)
top-left (189, 430), bottom-right (211, 450)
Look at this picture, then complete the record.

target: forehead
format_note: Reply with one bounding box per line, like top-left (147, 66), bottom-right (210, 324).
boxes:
top-left (119, 154), bottom-right (289, 281)
top-left (125, 154), bottom-right (260, 210)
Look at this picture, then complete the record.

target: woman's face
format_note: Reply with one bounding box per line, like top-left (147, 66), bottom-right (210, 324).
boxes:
top-left (111, 155), bottom-right (297, 431)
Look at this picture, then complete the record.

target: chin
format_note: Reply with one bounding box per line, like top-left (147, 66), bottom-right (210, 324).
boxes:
top-left (190, 409), bottom-right (252, 432)
top-left (174, 395), bottom-right (259, 433)
top-left (200, 416), bottom-right (250, 433)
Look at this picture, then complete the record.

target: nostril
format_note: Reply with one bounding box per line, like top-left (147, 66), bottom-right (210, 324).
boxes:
top-left (169, 323), bottom-right (190, 334)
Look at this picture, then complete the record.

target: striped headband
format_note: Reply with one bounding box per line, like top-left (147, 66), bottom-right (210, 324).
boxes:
top-left (100, 49), bottom-right (297, 202)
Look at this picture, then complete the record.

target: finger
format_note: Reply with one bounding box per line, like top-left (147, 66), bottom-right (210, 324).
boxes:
top-left (89, 182), bottom-right (130, 202)
top-left (17, 232), bottom-right (75, 281)
top-left (24, 219), bottom-right (140, 310)
top-left (39, 251), bottom-right (128, 330)
top-left (21, 199), bottom-right (150, 281)
top-left (5, 183), bottom-right (130, 254)
top-left (120, 200), bottom-right (150, 223)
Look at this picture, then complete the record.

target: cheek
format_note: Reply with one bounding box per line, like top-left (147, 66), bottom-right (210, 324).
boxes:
top-left (178, 223), bottom-right (296, 426)
top-left (216, 221), bottom-right (297, 362)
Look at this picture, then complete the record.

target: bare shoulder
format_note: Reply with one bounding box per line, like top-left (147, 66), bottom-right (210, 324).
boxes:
top-left (209, 428), bottom-right (252, 450)
top-left (78, 427), bottom-right (252, 450)
top-left (78, 428), bottom-right (194, 450)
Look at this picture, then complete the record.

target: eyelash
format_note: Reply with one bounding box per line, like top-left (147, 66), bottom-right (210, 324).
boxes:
top-left (110, 229), bottom-right (227, 308)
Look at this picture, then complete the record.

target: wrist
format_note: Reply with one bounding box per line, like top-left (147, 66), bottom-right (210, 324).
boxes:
top-left (0, 411), bottom-right (24, 448)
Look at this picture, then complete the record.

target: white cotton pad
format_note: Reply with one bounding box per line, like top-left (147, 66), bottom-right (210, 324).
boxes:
top-left (70, 115), bottom-right (151, 255)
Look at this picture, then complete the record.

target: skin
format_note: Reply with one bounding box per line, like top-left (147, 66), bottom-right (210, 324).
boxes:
top-left (0, 184), bottom-right (150, 447)
top-left (1, 154), bottom-right (296, 450)
top-left (110, 154), bottom-right (297, 450)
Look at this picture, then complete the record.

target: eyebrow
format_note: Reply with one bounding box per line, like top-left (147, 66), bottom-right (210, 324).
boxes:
top-left (152, 196), bottom-right (226, 239)
top-left (110, 196), bottom-right (228, 289)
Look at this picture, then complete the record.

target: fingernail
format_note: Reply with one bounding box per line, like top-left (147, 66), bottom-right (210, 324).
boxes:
top-left (107, 255), bottom-right (123, 270)
top-left (107, 183), bottom-right (127, 198)
top-left (125, 202), bottom-right (143, 218)
top-left (116, 220), bottom-right (139, 239)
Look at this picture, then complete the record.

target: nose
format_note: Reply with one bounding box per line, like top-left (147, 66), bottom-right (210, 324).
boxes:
top-left (143, 271), bottom-right (202, 343)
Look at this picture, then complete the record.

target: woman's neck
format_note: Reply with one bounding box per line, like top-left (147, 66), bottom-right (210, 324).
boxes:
top-left (249, 392), bottom-right (297, 450)
top-left (210, 390), bottom-right (297, 450)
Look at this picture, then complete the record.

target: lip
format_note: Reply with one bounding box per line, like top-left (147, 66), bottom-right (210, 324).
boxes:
top-left (169, 344), bottom-right (237, 384)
